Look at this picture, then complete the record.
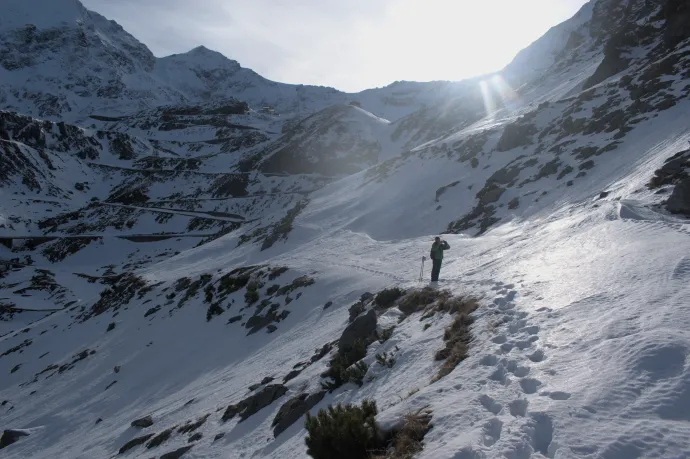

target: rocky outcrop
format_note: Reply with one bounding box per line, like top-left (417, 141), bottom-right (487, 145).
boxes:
top-left (0, 430), bottom-right (29, 449)
top-left (131, 415), bottom-right (154, 428)
top-left (222, 384), bottom-right (288, 423)
top-left (339, 309), bottom-right (377, 353)
top-left (666, 178), bottom-right (690, 215)
top-left (272, 391), bottom-right (326, 437)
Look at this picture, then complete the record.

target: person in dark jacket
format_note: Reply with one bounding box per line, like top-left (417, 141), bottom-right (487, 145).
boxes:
top-left (429, 236), bottom-right (450, 282)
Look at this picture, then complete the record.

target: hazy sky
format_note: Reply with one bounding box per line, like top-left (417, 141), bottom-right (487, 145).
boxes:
top-left (81, 0), bottom-right (589, 92)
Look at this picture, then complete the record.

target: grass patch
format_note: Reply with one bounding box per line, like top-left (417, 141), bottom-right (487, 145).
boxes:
top-left (432, 298), bottom-right (480, 382)
top-left (398, 287), bottom-right (451, 315)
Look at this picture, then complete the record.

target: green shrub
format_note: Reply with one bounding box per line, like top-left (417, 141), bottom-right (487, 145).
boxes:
top-left (378, 326), bottom-right (395, 343)
top-left (345, 361), bottom-right (369, 386)
top-left (305, 400), bottom-right (380, 459)
top-left (322, 340), bottom-right (368, 390)
top-left (375, 287), bottom-right (405, 308)
top-left (245, 289), bottom-right (260, 305)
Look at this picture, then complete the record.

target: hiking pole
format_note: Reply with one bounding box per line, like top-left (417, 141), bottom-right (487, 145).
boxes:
top-left (419, 256), bottom-right (426, 282)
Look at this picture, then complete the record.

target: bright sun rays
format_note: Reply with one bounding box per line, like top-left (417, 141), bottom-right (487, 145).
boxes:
top-left (479, 75), bottom-right (520, 119)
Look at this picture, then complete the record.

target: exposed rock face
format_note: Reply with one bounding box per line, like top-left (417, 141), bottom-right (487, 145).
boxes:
top-left (131, 415), bottom-right (154, 428)
top-left (667, 178), bottom-right (690, 215)
top-left (338, 309), bottom-right (377, 353)
top-left (222, 384), bottom-right (288, 423)
top-left (160, 445), bottom-right (194, 459)
top-left (272, 391), bottom-right (326, 437)
top-left (0, 429), bottom-right (29, 449)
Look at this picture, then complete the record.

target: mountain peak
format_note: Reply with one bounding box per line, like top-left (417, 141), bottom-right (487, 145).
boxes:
top-left (1, 0), bottom-right (87, 31)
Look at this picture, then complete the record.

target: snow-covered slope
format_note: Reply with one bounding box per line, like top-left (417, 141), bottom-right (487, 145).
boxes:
top-left (2, 0), bottom-right (690, 458)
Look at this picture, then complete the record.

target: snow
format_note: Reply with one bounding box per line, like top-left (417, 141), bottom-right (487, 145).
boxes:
top-left (2, 0), bottom-right (690, 458)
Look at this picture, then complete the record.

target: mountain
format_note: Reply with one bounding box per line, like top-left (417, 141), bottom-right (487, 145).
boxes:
top-left (1, 0), bottom-right (690, 458)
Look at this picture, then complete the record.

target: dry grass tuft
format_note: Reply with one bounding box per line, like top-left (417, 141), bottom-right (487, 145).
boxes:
top-left (431, 297), bottom-right (480, 382)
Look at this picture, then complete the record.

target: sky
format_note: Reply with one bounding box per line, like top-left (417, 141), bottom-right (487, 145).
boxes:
top-left (80, 0), bottom-right (589, 92)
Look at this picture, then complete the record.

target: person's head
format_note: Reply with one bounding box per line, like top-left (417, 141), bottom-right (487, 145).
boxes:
top-left (434, 236), bottom-right (441, 243)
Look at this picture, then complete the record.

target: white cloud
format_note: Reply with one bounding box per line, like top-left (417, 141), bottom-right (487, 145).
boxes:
top-left (81, 0), bottom-right (588, 92)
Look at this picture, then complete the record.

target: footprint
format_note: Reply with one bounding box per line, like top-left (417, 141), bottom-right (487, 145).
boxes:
top-left (519, 378), bottom-right (542, 394)
top-left (479, 354), bottom-right (499, 366)
top-left (508, 320), bottom-right (528, 334)
top-left (504, 290), bottom-right (517, 301)
top-left (479, 394), bottom-right (503, 415)
top-left (492, 335), bottom-right (507, 344)
top-left (500, 343), bottom-right (515, 352)
top-left (509, 399), bottom-right (528, 417)
top-left (530, 412), bottom-right (554, 457)
top-left (482, 417), bottom-right (503, 447)
top-left (515, 340), bottom-right (534, 350)
top-left (511, 366), bottom-right (530, 378)
top-left (522, 325), bottom-right (539, 335)
top-left (489, 366), bottom-right (508, 384)
top-left (548, 391), bottom-right (571, 400)
top-left (528, 350), bottom-right (545, 362)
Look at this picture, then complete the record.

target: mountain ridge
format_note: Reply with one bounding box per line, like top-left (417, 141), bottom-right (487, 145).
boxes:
top-left (1, 1), bottom-right (690, 458)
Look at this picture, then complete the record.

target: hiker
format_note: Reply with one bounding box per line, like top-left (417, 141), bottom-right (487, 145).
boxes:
top-left (429, 236), bottom-right (450, 282)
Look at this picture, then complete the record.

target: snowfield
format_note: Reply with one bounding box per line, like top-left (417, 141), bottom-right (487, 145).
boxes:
top-left (2, 0), bottom-right (690, 458)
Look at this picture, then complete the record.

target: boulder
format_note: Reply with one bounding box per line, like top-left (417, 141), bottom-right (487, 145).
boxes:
top-left (0, 430), bottom-right (29, 449)
top-left (339, 309), bottom-right (377, 353)
top-left (272, 391), bottom-right (326, 437)
top-left (131, 415), bottom-right (154, 428)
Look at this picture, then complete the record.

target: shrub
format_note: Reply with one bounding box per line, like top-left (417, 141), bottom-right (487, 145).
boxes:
top-left (398, 288), bottom-right (450, 315)
top-left (345, 361), bottom-right (369, 386)
top-left (322, 340), bottom-right (368, 390)
top-left (378, 326), bottom-right (395, 343)
top-left (376, 352), bottom-right (395, 368)
top-left (305, 400), bottom-right (380, 459)
top-left (245, 289), bottom-right (260, 305)
top-left (375, 287), bottom-right (405, 309)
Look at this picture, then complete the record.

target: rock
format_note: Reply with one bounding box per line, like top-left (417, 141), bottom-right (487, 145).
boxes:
top-left (260, 376), bottom-right (274, 385)
top-left (146, 427), bottom-right (174, 448)
top-left (227, 315), bottom-right (242, 324)
top-left (1, 400), bottom-right (7, 406)
top-left (222, 384), bottom-right (288, 423)
top-left (348, 301), bottom-right (365, 322)
top-left (282, 369), bottom-right (302, 383)
top-left (323, 301), bottom-right (333, 310)
top-left (310, 343), bottom-right (332, 363)
top-left (339, 309), bottom-right (377, 353)
top-left (213, 433), bottom-right (225, 442)
top-left (160, 445), bottom-right (193, 459)
top-left (360, 292), bottom-right (374, 303)
top-left (118, 433), bottom-right (154, 454)
top-left (598, 191), bottom-right (610, 199)
top-left (508, 198), bottom-right (519, 210)
top-left (74, 182), bottom-right (85, 191)
top-left (95, 418), bottom-right (103, 425)
top-left (188, 432), bottom-right (202, 443)
top-left (0, 430), bottom-right (29, 449)
top-left (131, 415), bottom-right (154, 428)
top-left (266, 324), bottom-right (278, 333)
top-left (666, 178), bottom-right (690, 215)
top-left (272, 391), bottom-right (326, 437)
top-left (114, 365), bottom-right (121, 373)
